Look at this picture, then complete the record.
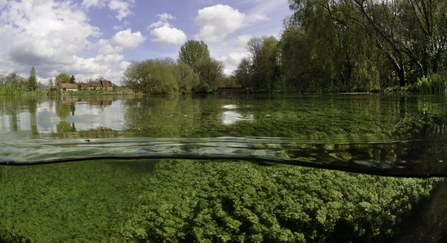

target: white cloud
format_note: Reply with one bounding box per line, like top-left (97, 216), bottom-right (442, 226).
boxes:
top-left (158, 13), bottom-right (174, 21)
top-left (148, 13), bottom-right (187, 45)
top-left (111, 29), bottom-right (146, 49)
top-left (81, 0), bottom-right (105, 9)
top-left (150, 13), bottom-right (175, 28)
top-left (0, 0), bottom-right (141, 84)
top-left (194, 4), bottom-right (268, 43)
top-left (235, 34), bottom-right (253, 48)
top-left (113, 20), bottom-right (129, 30)
top-left (194, 4), bottom-right (245, 42)
top-left (94, 54), bottom-right (124, 64)
top-left (108, 0), bottom-right (134, 21)
top-left (2, 1), bottom-right (100, 65)
top-left (150, 26), bottom-right (187, 45)
top-left (0, 0), bottom-right (6, 9)
top-left (82, 0), bottom-right (134, 21)
top-left (223, 52), bottom-right (249, 66)
top-left (89, 29), bottom-right (146, 55)
top-left (217, 52), bottom-right (249, 75)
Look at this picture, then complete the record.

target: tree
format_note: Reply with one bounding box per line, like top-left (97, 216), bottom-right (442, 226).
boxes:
top-left (288, 0), bottom-right (447, 88)
top-left (48, 78), bottom-right (54, 87)
top-left (178, 40), bottom-right (226, 92)
top-left (3, 72), bottom-right (26, 87)
top-left (55, 73), bottom-right (71, 84)
top-left (70, 75), bottom-right (75, 84)
top-left (172, 63), bottom-right (199, 93)
top-left (243, 36), bottom-right (282, 90)
top-left (123, 60), bottom-right (178, 94)
top-left (26, 66), bottom-right (38, 91)
top-left (234, 57), bottom-right (253, 88)
top-left (279, 27), bottom-right (328, 91)
top-left (194, 58), bottom-right (225, 92)
top-left (178, 40), bottom-right (210, 73)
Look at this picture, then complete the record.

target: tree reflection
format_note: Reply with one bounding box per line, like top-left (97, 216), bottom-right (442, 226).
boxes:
top-left (124, 95), bottom-right (199, 137)
top-left (55, 100), bottom-right (77, 135)
top-left (26, 97), bottom-right (38, 136)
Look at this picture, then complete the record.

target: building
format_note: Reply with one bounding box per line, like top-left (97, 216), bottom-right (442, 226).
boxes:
top-left (89, 81), bottom-right (103, 91)
top-left (79, 82), bottom-right (92, 90)
top-left (58, 80), bottom-right (114, 92)
top-left (100, 80), bottom-right (113, 91)
top-left (59, 83), bottom-right (79, 91)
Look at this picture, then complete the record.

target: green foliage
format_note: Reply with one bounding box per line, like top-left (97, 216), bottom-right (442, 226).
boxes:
top-left (244, 36), bottom-right (282, 91)
top-left (234, 57), bottom-right (252, 88)
top-left (26, 66), bottom-right (38, 91)
top-left (0, 85), bottom-right (24, 95)
top-left (55, 73), bottom-right (71, 84)
top-left (178, 40), bottom-right (210, 74)
top-left (70, 75), bottom-right (75, 84)
top-left (172, 63), bottom-right (199, 94)
top-left (177, 40), bottom-right (225, 93)
top-left (123, 59), bottom-right (178, 94)
top-left (284, 0), bottom-right (447, 90)
top-left (417, 74), bottom-right (445, 94)
top-left (195, 58), bottom-right (225, 92)
top-left (0, 72), bottom-right (26, 95)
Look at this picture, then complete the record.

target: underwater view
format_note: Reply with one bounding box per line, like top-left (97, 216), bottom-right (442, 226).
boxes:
top-left (1, 93), bottom-right (447, 242)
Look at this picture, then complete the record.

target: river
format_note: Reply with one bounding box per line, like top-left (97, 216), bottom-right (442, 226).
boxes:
top-left (0, 93), bottom-right (446, 242)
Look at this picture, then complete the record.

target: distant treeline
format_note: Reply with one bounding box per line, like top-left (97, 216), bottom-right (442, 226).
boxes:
top-left (123, 40), bottom-right (237, 95)
top-left (0, 69), bottom-right (38, 95)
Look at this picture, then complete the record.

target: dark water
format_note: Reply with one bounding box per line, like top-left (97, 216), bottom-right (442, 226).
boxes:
top-left (0, 94), bottom-right (447, 242)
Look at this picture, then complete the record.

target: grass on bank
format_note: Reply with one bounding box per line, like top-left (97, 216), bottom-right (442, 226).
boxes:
top-left (417, 74), bottom-right (446, 94)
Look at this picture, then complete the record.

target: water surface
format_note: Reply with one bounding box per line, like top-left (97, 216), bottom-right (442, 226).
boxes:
top-left (1, 94), bottom-right (447, 176)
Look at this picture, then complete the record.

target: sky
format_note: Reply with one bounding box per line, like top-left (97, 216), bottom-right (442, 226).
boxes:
top-left (0, 0), bottom-right (291, 85)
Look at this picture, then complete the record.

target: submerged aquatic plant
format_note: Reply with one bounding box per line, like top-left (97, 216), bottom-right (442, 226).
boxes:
top-left (122, 160), bottom-right (442, 243)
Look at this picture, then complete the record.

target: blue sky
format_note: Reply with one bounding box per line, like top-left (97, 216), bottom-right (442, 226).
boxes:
top-left (0, 0), bottom-right (291, 84)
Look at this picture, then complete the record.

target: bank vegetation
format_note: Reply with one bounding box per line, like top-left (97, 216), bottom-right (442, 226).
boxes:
top-left (123, 0), bottom-right (447, 94)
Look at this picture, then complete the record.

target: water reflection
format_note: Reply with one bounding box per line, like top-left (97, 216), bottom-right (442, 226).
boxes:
top-left (221, 104), bottom-right (254, 125)
top-left (0, 97), bottom-right (124, 138)
top-left (1, 94), bottom-right (447, 176)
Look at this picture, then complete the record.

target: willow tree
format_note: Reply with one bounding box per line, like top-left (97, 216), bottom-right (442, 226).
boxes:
top-left (279, 27), bottom-right (328, 91)
top-left (351, 0), bottom-right (447, 85)
top-left (289, 0), bottom-right (447, 88)
top-left (288, 0), bottom-right (381, 91)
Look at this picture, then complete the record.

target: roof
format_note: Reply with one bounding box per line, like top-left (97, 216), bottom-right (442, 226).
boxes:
top-left (59, 83), bottom-right (78, 89)
top-left (79, 82), bottom-right (91, 87)
top-left (100, 80), bottom-right (113, 87)
top-left (89, 81), bottom-right (102, 87)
